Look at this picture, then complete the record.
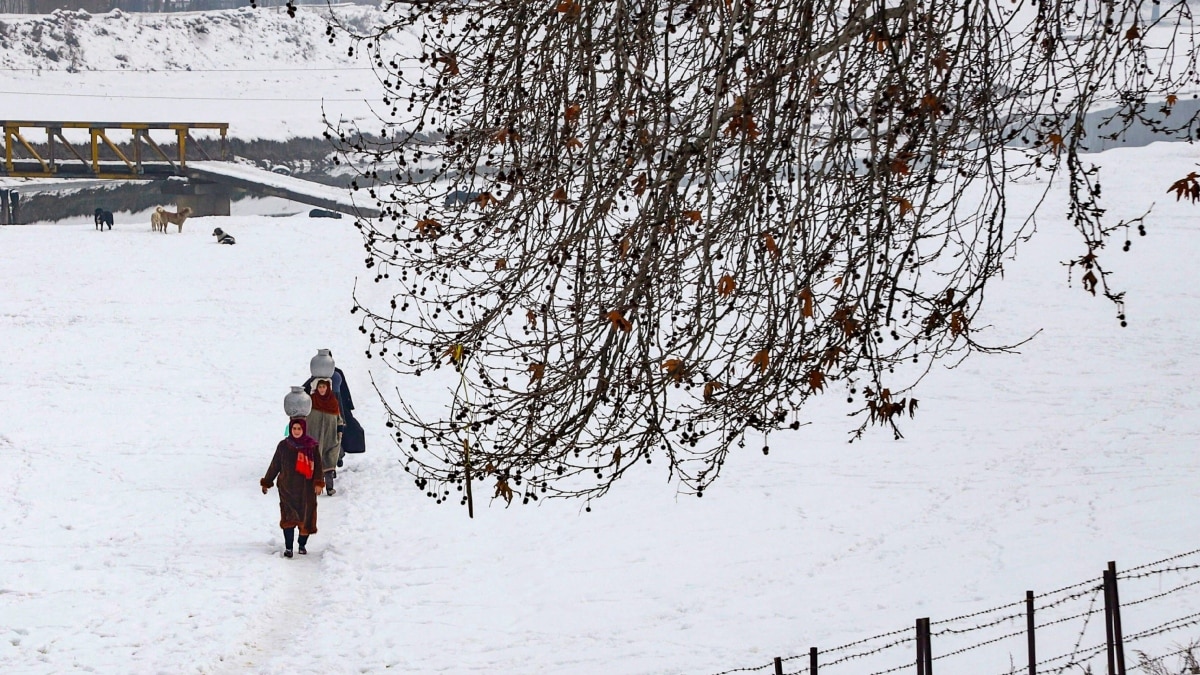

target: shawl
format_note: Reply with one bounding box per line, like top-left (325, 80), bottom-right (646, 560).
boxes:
top-left (287, 417), bottom-right (320, 479)
top-left (310, 381), bottom-right (341, 417)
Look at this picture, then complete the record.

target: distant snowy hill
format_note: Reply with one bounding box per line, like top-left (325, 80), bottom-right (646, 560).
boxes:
top-left (0, 4), bottom-right (406, 140)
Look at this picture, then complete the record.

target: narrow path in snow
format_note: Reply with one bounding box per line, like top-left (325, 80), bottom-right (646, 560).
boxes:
top-left (209, 488), bottom-right (345, 674)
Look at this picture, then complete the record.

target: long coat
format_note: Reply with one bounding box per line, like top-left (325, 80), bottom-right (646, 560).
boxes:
top-left (261, 440), bottom-right (325, 534)
top-left (306, 408), bottom-right (342, 473)
top-left (305, 369), bottom-right (365, 455)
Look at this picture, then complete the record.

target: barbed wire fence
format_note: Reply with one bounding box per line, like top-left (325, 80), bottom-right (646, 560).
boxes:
top-left (712, 549), bottom-right (1200, 675)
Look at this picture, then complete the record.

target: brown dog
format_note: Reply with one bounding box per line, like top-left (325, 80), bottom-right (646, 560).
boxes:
top-left (151, 206), bottom-right (193, 233)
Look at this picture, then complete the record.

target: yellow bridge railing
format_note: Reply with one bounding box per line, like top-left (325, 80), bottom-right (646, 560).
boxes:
top-left (1, 121), bottom-right (229, 179)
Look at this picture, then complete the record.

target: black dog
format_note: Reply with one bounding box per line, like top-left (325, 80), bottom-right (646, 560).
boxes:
top-left (94, 208), bottom-right (114, 231)
top-left (212, 227), bottom-right (236, 245)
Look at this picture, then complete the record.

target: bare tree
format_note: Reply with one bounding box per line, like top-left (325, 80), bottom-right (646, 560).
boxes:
top-left (323, 0), bottom-right (1199, 512)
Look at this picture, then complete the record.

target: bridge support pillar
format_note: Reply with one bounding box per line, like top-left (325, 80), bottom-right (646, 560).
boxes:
top-left (175, 193), bottom-right (231, 217)
top-left (161, 178), bottom-right (231, 217)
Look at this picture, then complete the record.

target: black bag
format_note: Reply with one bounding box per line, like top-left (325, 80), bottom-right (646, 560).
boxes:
top-left (341, 413), bottom-right (366, 454)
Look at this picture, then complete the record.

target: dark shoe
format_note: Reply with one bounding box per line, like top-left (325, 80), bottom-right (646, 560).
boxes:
top-left (337, 459), bottom-right (343, 468)
top-left (326, 486), bottom-right (336, 496)
top-left (284, 549), bottom-right (293, 558)
top-left (298, 545), bottom-right (307, 555)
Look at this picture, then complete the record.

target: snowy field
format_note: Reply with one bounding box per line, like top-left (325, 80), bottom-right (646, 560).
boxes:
top-left (0, 143), bottom-right (1198, 674)
top-left (2, 7), bottom-right (1200, 673)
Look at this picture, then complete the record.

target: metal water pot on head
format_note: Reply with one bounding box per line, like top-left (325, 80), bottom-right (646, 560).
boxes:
top-left (284, 386), bottom-right (313, 418)
top-left (310, 349), bottom-right (335, 379)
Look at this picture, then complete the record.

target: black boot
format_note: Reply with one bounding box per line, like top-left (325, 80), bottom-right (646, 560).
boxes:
top-left (325, 471), bottom-right (336, 496)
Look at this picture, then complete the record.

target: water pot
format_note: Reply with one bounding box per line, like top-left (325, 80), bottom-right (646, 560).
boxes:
top-left (310, 349), bottom-right (335, 378)
top-left (284, 386), bottom-right (312, 418)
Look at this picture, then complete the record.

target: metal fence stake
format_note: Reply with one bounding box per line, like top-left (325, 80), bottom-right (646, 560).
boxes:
top-left (1027, 590), bottom-right (1036, 675)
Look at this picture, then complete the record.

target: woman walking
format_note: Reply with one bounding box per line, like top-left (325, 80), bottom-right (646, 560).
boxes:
top-left (306, 378), bottom-right (343, 496)
top-left (261, 418), bottom-right (325, 558)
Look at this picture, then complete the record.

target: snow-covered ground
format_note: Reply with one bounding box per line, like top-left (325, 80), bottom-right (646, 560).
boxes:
top-left (0, 141), bottom-right (1198, 674)
top-left (2, 7), bottom-right (1200, 675)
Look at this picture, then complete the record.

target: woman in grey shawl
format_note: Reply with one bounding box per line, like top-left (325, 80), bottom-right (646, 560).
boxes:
top-left (306, 377), bottom-right (344, 495)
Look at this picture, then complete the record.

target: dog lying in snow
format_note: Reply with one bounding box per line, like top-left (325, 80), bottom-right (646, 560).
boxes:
top-left (212, 227), bottom-right (236, 245)
top-left (151, 206), bottom-right (193, 233)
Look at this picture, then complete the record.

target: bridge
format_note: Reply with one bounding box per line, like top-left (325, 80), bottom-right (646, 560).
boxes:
top-left (0, 120), bottom-right (379, 219)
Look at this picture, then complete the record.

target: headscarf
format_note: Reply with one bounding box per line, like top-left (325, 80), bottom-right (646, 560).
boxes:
top-left (310, 378), bottom-right (341, 416)
top-left (286, 417), bottom-right (319, 479)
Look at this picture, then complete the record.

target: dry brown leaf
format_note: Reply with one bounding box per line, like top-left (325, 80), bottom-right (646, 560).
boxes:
top-left (950, 310), bottom-right (966, 337)
top-left (703, 381), bottom-right (722, 402)
top-left (920, 93), bottom-right (940, 116)
top-left (807, 369), bottom-right (825, 392)
top-left (631, 172), bottom-right (647, 197)
top-left (662, 358), bottom-right (685, 383)
top-left (436, 52), bottom-right (459, 76)
top-left (932, 49), bottom-right (950, 74)
top-left (494, 258), bottom-right (507, 270)
top-left (750, 349), bottom-right (769, 373)
top-left (475, 192), bottom-right (497, 208)
top-left (1047, 133), bottom-right (1065, 155)
top-left (682, 209), bottom-right (702, 224)
top-left (799, 287), bottom-right (814, 318)
top-left (551, 187), bottom-right (569, 203)
top-left (490, 128), bottom-right (521, 146)
top-left (415, 218), bottom-right (442, 238)
top-left (1167, 172), bottom-right (1200, 202)
top-left (1167, 94), bottom-right (1179, 107)
top-left (442, 344), bottom-right (465, 364)
top-left (565, 137), bottom-right (583, 151)
top-left (494, 478), bottom-right (514, 505)
top-left (528, 362), bottom-right (545, 382)
top-left (717, 274), bottom-right (736, 298)
top-left (763, 233), bottom-right (781, 259)
top-left (1081, 270), bottom-right (1098, 296)
top-left (891, 196), bottom-right (914, 217)
top-left (606, 310), bottom-right (632, 332)
top-left (565, 103), bottom-right (581, 124)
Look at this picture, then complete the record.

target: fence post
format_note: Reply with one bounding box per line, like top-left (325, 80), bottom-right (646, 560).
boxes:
top-left (1027, 590), bottom-right (1036, 675)
top-left (915, 618), bottom-right (932, 675)
top-left (916, 618), bottom-right (926, 675)
top-left (923, 618), bottom-right (933, 675)
top-left (810, 647), bottom-right (818, 675)
top-left (774, 656), bottom-right (783, 675)
top-left (1109, 561), bottom-right (1127, 675)
top-left (1104, 568), bottom-right (1117, 675)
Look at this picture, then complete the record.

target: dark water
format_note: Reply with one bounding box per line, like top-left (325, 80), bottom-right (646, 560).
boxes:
top-left (4, 136), bottom-right (342, 224)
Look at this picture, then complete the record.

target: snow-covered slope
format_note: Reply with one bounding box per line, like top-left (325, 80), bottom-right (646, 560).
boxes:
top-left (1, 141), bottom-right (1200, 674)
top-left (2, 5), bottom-right (1200, 672)
top-left (0, 5), bottom-right (401, 140)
